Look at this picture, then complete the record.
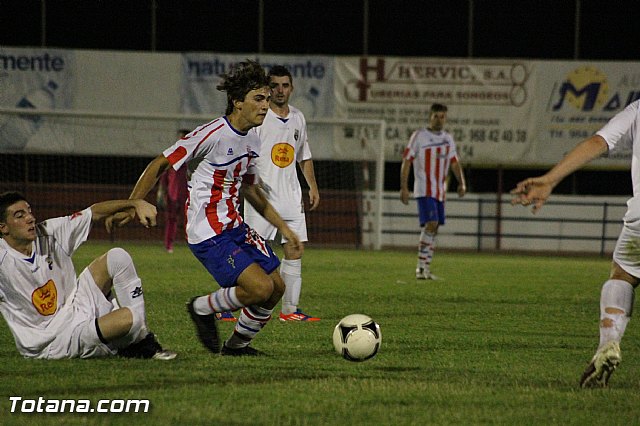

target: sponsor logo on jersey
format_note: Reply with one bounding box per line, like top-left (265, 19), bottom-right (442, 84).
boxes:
top-left (32, 280), bottom-right (57, 316)
top-left (271, 143), bottom-right (294, 168)
top-left (130, 286), bottom-right (143, 299)
top-left (227, 148), bottom-right (234, 155)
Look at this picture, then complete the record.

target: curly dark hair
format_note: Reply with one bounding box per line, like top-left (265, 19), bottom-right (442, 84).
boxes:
top-left (217, 60), bottom-right (270, 115)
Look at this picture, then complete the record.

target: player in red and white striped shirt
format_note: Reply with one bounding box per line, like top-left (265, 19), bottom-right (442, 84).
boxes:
top-left (400, 103), bottom-right (466, 280)
top-left (110, 61), bottom-right (300, 356)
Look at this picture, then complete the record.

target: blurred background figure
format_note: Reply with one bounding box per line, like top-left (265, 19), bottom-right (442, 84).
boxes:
top-left (157, 129), bottom-right (190, 253)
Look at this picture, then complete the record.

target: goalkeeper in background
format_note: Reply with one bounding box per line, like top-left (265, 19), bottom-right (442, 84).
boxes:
top-left (511, 99), bottom-right (640, 388)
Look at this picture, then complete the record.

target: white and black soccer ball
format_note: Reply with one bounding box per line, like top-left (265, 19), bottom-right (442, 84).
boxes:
top-left (332, 314), bottom-right (382, 361)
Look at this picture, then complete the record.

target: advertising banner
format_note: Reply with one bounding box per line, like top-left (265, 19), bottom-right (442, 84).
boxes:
top-left (181, 53), bottom-right (334, 119)
top-left (0, 47), bottom-right (75, 154)
top-left (532, 61), bottom-right (640, 168)
top-left (335, 57), bottom-right (535, 165)
top-left (335, 57), bottom-right (640, 168)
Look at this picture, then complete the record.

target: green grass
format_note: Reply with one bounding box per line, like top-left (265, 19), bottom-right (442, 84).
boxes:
top-left (1, 243), bottom-right (639, 425)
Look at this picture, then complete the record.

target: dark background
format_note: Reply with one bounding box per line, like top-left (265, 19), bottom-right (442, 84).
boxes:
top-left (1, 0), bottom-right (639, 194)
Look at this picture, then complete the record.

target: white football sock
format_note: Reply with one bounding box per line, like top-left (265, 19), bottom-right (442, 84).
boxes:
top-left (193, 287), bottom-right (243, 315)
top-left (418, 230), bottom-right (435, 272)
top-left (106, 248), bottom-right (148, 343)
top-left (280, 258), bottom-right (302, 315)
top-left (598, 279), bottom-right (634, 349)
top-left (226, 305), bottom-right (273, 348)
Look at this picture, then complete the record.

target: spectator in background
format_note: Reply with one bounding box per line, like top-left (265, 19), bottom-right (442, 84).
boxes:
top-left (511, 99), bottom-right (640, 388)
top-left (400, 103), bottom-right (466, 280)
top-left (157, 129), bottom-right (190, 253)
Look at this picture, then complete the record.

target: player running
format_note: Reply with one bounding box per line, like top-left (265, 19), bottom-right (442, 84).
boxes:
top-left (109, 60), bottom-right (300, 356)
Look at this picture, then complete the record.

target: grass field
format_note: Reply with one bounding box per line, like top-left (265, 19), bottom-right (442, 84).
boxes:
top-left (1, 243), bottom-right (639, 425)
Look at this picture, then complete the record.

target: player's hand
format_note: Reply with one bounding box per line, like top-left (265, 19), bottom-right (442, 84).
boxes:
top-left (105, 210), bottom-right (135, 233)
top-left (132, 199), bottom-right (157, 228)
top-left (457, 184), bottom-right (467, 198)
top-left (400, 188), bottom-right (410, 205)
top-left (308, 188), bottom-right (320, 211)
top-left (510, 176), bottom-right (553, 213)
top-left (282, 227), bottom-right (301, 252)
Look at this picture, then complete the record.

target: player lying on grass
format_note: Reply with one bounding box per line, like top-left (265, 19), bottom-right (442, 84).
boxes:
top-left (511, 99), bottom-right (640, 388)
top-left (0, 191), bottom-right (176, 360)
top-left (108, 60), bottom-right (300, 356)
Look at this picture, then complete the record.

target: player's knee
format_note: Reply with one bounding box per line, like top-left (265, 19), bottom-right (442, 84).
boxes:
top-left (284, 241), bottom-right (304, 259)
top-left (247, 276), bottom-right (275, 304)
top-left (272, 274), bottom-right (285, 299)
top-left (106, 247), bottom-right (135, 278)
top-left (424, 222), bottom-right (439, 234)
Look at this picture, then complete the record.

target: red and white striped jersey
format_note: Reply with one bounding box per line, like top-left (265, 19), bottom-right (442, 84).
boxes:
top-left (403, 128), bottom-right (459, 202)
top-left (162, 116), bottom-right (261, 244)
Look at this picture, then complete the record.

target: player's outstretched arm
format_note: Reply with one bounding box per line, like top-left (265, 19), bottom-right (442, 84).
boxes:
top-left (92, 199), bottom-right (157, 229)
top-left (105, 155), bottom-right (171, 231)
top-left (510, 135), bottom-right (608, 213)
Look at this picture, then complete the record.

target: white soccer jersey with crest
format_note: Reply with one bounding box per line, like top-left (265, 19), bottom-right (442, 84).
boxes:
top-left (246, 105), bottom-right (312, 219)
top-left (596, 99), bottom-right (640, 227)
top-left (0, 208), bottom-right (92, 358)
top-left (163, 116), bottom-right (261, 244)
top-left (403, 128), bottom-right (459, 202)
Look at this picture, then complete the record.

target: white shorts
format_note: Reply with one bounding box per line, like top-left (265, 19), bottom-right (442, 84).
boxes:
top-left (245, 211), bottom-right (308, 244)
top-left (47, 268), bottom-right (116, 359)
top-left (613, 224), bottom-right (640, 279)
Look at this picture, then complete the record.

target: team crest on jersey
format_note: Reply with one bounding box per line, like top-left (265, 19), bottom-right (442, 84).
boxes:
top-left (271, 143), bottom-right (294, 168)
top-left (294, 129), bottom-right (299, 141)
top-left (32, 279), bottom-right (57, 316)
top-left (227, 148), bottom-right (234, 155)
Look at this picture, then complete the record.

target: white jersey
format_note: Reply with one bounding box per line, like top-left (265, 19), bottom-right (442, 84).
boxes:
top-left (403, 128), bottom-right (459, 201)
top-left (0, 208), bottom-right (92, 358)
top-left (163, 116), bottom-right (261, 244)
top-left (596, 99), bottom-right (640, 228)
top-left (246, 105), bottom-right (312, 220)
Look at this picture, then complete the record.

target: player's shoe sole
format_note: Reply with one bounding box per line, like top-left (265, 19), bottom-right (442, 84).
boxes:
top-left (215, 311), bottom-right (237, 322)
top-left (152, 349), bottom-right (177, 360)
top-left (220, 344), bottom-right (264, 356)
top-left (279, 310), bottom-right (320, 322)
top-left (186, 298), bottom-right (221, 353)
top-left (118, 332), bottom-right (177, 360)
top-left (416, 269), bottom-right (440, 280)
top-left (580, 341), bottom-right (621, 388)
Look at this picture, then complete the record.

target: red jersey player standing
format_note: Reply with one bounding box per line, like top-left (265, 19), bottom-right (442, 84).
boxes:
top-left (400, 103), bottom-right (467, 280)
top-left (157, 129), bottom-right (189, 253)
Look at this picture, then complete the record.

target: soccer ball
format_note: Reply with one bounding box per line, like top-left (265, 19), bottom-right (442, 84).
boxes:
top-left (332, 314), bottom-right (382, 361)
